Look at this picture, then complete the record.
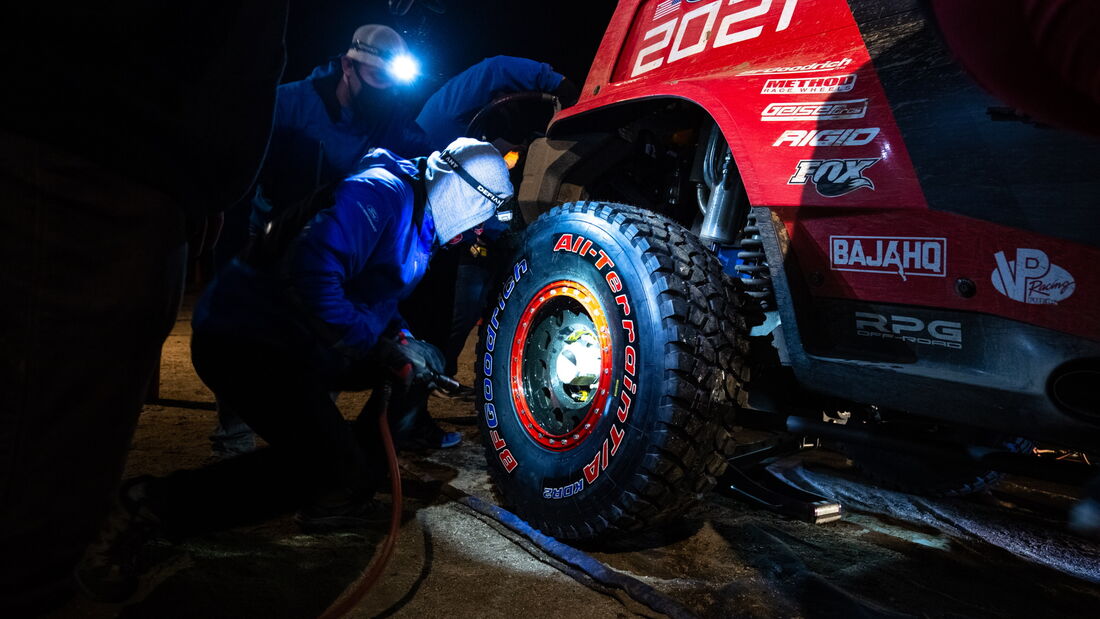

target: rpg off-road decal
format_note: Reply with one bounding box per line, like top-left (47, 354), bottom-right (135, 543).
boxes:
top-left (991, 249), bottom-right (1076, 305)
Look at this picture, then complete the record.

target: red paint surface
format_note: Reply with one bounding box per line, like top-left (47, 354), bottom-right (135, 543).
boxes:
top-left (553, 0), bottom-right (1098, 342)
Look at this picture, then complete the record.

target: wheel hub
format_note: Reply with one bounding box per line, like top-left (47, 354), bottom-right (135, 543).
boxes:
top-left (510, 281), bottom-right (613, 451)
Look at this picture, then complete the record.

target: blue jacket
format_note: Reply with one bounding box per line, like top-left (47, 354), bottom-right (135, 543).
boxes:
top-left (195, 149), bottom-right (436, 373)
top-left (252, 59), bottom-right (430, 230)
top-left (416, 56), bottom-right (564, 151)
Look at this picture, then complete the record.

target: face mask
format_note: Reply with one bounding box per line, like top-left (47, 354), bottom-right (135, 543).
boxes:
top-left (349, 63), bottom-right (400, 131)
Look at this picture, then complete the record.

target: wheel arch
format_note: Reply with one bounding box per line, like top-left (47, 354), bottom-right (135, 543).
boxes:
top-left (518, 93), bottom-right (756, 224)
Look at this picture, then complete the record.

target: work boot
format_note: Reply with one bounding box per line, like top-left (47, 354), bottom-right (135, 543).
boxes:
top-left (74, 477), bottom-right (161, 603)
top-left (294, 489), bottom-right (390, 533)
top-left (430, 382), bottom-right (476, 402)
top-left (398, 424), bottom-right (463, 450)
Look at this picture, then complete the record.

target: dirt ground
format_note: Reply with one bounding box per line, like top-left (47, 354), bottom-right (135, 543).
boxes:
top-left (47, 296), bottom-right (1100, 618)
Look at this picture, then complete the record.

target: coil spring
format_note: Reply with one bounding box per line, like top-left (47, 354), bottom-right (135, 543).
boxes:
top-left (734, 213), bottom-right (774, 311)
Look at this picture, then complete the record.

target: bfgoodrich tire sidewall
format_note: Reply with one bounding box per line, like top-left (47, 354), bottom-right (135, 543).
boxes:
top-left (480, 206), bottom-right (667, 531)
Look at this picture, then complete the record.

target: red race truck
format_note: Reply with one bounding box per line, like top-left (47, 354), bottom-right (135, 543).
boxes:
top-left (474, 0), bottom-right (1100, 539)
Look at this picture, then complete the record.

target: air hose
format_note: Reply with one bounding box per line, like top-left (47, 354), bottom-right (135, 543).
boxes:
top-left (317, 385), bottom-right (403, 619)
top-left (318, 377), bottom-right (697, 619)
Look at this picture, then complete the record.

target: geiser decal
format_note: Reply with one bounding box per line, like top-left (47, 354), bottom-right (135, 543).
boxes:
top-left (773, 128), bottom-right (879, 147)
top-left (482, 259), bottom-right (529, 474)
top-left (761, 74), bottom-right (856, 94)
top-left (545, 233), bottom-right (640, 496)
top-left (788, 158), bottom-right (878, 197)
top-left (761, 99), bottom-right (868, 121)
top-left (631, 0), bottom-right (800, 77)
top-left (830, 236), bottom-right (946, 280)
top-left (991, 248), bottom-right (1076, 305)
top-left (855, 312), bottom-right (963, 350)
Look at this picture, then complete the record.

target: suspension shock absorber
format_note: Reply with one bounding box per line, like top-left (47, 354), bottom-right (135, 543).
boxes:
top-left (734, 214), bottom-right (774, 311)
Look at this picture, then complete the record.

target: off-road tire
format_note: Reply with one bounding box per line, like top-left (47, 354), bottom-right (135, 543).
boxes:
top-left (476, 201), bottom-right (749, 540)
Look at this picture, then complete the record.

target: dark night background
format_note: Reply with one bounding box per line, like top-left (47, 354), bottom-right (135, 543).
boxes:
top-left (284, 0), bottom-right (617, 101)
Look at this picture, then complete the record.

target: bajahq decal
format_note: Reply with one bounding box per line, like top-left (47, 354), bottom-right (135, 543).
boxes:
top-left (830, 236), bottom-right (946, 280)
top-left (991, 248), bottom-right (1076, 305)
top-left (788, 158), bottom-right (878, 197)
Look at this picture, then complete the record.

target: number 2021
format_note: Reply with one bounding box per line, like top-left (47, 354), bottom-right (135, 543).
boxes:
top-left (631, 0), bottom-right (800, 77)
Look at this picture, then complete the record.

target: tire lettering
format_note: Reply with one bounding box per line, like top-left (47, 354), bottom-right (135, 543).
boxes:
top-left (595, 250), bottom-right (615, 270)
top-left (606, 271), bottom-right (623, 293)
top-left (553, 234), bottom-right (574, 252)
top-left (616, 390), bottom-right (632, 423)
top-left (615, 294), bottom-right (631, 316)
top-left (583, 451), bottom-right (601, 483)
top-left (625, 345), bottom-right (637, 376)
top-left (622, 320), bottom-right (635, 343)
top-left (500, 449), bottom-right (518, 473)
top-left (610, 425), bottom-right (625, 456)
top-left (484, 257), bottom-right (529, 475)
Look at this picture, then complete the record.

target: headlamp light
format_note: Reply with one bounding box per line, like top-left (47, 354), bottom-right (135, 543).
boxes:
top-left (388, 54), bottom-right (419, 84)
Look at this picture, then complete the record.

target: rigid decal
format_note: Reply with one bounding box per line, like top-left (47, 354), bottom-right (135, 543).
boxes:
top-left (991, 248), bottom-right (1076, 305)
top-left (482, 259), bottom-right (529, 474)
top-left (788, 158), bottom-right (878, 197)
top-left (830, 236), bottom-right (946, 280)
top-left (761, 99), bottom-right (868, 121)
top-left (855, 312), bottom-right (962, 350)
top-left (773, 128), bottom-right (879, 147)
top-left (761, 74), bottom-right (857, 94)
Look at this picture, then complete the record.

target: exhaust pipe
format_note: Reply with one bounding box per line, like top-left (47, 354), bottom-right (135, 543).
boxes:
top-left (1050, 360), bottom-right (1100, 421)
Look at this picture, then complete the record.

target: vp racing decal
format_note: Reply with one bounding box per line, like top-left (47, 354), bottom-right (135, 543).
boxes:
top-left (991, 248), bottom-right (1076, 305)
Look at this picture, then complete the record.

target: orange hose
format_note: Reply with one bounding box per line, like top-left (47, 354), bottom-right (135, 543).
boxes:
top-left (317, 403), bottom-right (403, 619)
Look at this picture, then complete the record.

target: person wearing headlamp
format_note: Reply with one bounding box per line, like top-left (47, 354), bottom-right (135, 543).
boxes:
top-left (210, 24), bottom-right (431, 460)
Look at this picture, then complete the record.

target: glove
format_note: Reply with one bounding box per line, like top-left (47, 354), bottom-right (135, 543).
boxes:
top-left (374, 331), bottom-right (445, 387)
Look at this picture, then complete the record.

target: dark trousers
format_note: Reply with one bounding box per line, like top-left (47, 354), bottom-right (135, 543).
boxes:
top-left (146, 333), bottom-right (419, 537)
top-left (0, 132), bottom-right (187, 614)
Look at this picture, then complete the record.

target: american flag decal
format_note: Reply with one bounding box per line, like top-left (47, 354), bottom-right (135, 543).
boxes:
top-left (653, 0), bottom-right (680, 21)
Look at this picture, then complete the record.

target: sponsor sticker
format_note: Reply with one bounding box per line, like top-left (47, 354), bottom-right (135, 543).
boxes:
top-left (830, 236), bottom-right (946, 280)
top-left (740, 57), bottom-right (854, 76)
top-left (855, 312), bottom-right (963, 350)
top-left (652, 0), bottom-right (680, 20)
top-left (788, 158), bottom-right (878, 197)
top-left (761, 74), bottom-right (857, 94)
top-left (991, 248), bottom-right (1076, 305)
top-left (761, 99), bottom-right (868, 121)
top-left (773, 128), bottom-right (879, 147)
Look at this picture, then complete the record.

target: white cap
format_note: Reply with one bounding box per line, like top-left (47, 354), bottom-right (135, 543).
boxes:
top-left (346, 24), bottom-right (407, 70)
top-left (425, 138), bottom-right (514, 244)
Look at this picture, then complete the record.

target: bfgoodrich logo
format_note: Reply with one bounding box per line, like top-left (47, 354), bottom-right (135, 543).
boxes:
top-left (991, 248), bottom-right (1075, 305)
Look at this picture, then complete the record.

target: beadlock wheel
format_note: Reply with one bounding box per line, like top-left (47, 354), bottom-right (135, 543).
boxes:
top-left (477, 201), bottom-right (751, 540)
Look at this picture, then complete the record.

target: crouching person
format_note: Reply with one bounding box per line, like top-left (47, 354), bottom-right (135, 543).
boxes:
top-left (76, 138), bottom-right (513, 601)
